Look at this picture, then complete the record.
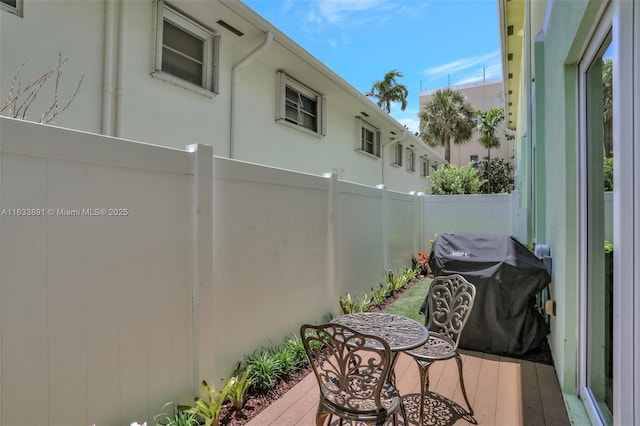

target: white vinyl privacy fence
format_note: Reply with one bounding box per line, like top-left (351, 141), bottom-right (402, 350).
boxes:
top-left (0, 117), bottom-right (522, 425)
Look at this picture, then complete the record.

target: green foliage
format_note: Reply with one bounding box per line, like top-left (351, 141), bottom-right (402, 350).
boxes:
top-left (366, 69), bottom-right (408, 112)
top-left (244, 350), bottom-right (283, 393)
top-left (244, 335), bottom-right (309, 394)
top-left (283, 334), bottom-right (307, 369)
top-left (339, 266), bottom-right (417, 314)
top-left (153, 402), bottom-right (200, 426)
top-left (420, 88), bottom-right (475, 162)
top-left (185, 380), bottom-right (230, 426)
top-left (604, 241), bottom-right (613, 254)
top-left (604, 157), bottom-right (613, 191)
top-left (478, 158), bottom-right (515, 194)
top-left (339, 293), bottom-right (373, 314)
top-left (224, 367), bottom-right (253, 410)
top-left (430, 163), bottom-right (486, 195)
top-left (475, 108), bottom-right (505, 150)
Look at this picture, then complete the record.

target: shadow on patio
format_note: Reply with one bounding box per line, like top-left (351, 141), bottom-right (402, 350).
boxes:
top-left (247, 350), bottom-right (570, 425)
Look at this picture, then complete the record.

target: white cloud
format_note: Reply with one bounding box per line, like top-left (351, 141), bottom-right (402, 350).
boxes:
top-left (315, 0), bottom-right (392, 25)
top-left (299, 0), bottom-right (417, 43)
top-left (424, 51), bottom-right (501, 81)
top-left (453, 62), bottom-right (503, 85)
top-left (391, 107), bottom-right (421, 134)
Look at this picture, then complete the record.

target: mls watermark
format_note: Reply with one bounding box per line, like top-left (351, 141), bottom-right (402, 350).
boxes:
top-left (1, 208), bottom-right (129, 217)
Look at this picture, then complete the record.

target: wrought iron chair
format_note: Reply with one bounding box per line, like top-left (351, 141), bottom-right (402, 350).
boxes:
top-left (300, 323), bottom-right (407, 426)
top-left (405, 274), bottom-right (477, 425)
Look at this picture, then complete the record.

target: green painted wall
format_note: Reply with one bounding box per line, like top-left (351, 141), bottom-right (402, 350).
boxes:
top-left (529, 0), bottom-right (606, 394)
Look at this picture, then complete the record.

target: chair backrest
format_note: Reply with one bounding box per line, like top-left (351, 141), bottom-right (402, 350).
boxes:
top-left (425, 274), bottom-right (476, 350)
top-left (300, 323), bottom-right (392, 414)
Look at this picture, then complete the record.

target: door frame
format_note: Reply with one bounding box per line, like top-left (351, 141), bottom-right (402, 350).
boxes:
top-left (577, 1), bottom-right (636, 425)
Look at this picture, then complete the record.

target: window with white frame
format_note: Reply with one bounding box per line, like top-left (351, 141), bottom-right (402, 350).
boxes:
top-left (277, 72), bottom-right (325, 135)
top-left (392, 142), bottom-right (403, 166)
top-left (1, 0), bottom-right (22, 16)
top-left (153, 0), bottom-right (219, 94)
top-left (406, 148), bottom-right (416, 172)
top-left (470, 155), bottom-right (479, 168)
top-left (355, 117), bottom-right (380, 157)
top-left (420, 157), bottom-right (429, 177)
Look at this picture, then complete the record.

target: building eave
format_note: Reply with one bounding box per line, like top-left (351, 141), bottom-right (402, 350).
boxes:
top-left (498, 0), bottom-right (525, 131)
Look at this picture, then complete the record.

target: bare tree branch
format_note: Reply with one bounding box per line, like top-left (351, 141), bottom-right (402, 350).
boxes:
top-left (1, 52), bottom-right (84, 124)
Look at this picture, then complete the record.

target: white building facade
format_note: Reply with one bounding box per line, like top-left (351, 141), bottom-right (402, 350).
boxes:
top-left (0, 0), bottom-right (445, 193)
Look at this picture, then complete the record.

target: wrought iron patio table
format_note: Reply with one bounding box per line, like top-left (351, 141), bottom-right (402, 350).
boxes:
top-left (330, 312), bottom-right (429, 423)
top-left (330, 312), bottom-right (429, 353)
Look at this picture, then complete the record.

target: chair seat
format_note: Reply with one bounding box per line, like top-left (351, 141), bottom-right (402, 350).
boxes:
top-left (322, 377), bottom-right (401, 414)
top-left (406, 332), bottom-right (457, 361)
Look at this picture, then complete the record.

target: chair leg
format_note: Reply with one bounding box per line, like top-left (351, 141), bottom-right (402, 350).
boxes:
top-left (455, 353), bottom-right (474, 415)
top-left (415, 359), bottom-right (432, 426)
top-left (315, 411), bottom-right (330, 426)
top-left (399, 395), bottom-right (409, 426)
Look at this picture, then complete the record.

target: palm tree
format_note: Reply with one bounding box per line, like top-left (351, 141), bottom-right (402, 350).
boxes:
top-left (419, 88), bottom-right (475, 163)
top-left (475, 107), bottom-right (505, 193)
top-left (366, 70), bottom-right (408, 113)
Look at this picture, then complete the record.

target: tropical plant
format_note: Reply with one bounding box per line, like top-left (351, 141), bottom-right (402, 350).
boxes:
top-left (185, 380), bottom-right (230, 426)
top-left (475, 107), bottom-right (505, 192)
top-left (477, 158), bottom-right (514, 194)
top-left (414, 252), bottom-right (430, 276)
top-left (370, 283), bottom-right (387, 306)
top-left (224, 367), bottom-right (253, 410)
top-left (153, 402), bottom-right (200, 426)
top-left (420, 88), bottom-right (475, 162)
top-left (283, 334), bottom-right (308, 369)
top-left (604, 156), bottom-right (613, 191)
top-left (366, 69), bottom-right (408, 113)
top-left (245, 349), bottom-right (284, 393)
top-left (429, 163), bottom-right (486, 195)
top-left (339, 293), bottom-right (372, 314)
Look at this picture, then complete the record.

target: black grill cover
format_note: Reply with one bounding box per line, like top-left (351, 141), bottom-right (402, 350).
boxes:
top-left (425, 232), bottom-right (551, 356)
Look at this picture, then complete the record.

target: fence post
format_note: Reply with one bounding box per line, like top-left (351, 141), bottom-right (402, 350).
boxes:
top-left (326, 171), bottom-right (339, 312)
top-left (379, 185), bottom-right (389, 273)
top-left (187, 143), bottom-right (214, 395)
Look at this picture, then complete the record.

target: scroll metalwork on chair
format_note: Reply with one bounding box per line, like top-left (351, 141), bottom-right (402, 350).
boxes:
top-left (300, 323), bottom-right (408, 426)
top-left (405, 274), bottom-right (477, 425)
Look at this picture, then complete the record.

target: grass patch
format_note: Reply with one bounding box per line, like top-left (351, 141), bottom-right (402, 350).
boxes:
top-left (383, 277), bottom-right (431, 324)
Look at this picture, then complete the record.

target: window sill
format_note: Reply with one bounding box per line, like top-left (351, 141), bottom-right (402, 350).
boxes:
top-left (355, 149), bottom-right (380, 160)
top-left (276, 118), bottom-right (324, 138)
top-left (391, 163), bottom-right (402, 168)
top-left (151, 71), bottom-right (216, 98)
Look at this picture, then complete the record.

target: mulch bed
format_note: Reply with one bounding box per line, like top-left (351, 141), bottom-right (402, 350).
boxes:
top-left (218, 275), bottom-right (554, 425)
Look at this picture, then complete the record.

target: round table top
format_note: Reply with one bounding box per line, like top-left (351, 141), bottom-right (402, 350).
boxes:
top-left (330, 312), bottom-right (429, 352)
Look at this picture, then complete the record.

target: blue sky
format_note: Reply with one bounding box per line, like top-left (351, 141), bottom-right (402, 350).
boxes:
top-left (242, 0), bottom-right (502, 133)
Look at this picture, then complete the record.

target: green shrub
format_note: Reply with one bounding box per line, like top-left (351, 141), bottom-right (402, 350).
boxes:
top-left (243, 335), bottom-right (310, 394)
top-left (478, 158), bottom-right (515, 194)
top-left (283, 334), bottom-right (308, 369)
top-left (245, 350), bottom-right (283, 393)
top-left (604, 157), bottom-right (613, 191)
top-left (430, 163), bottom-right (486, 195)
